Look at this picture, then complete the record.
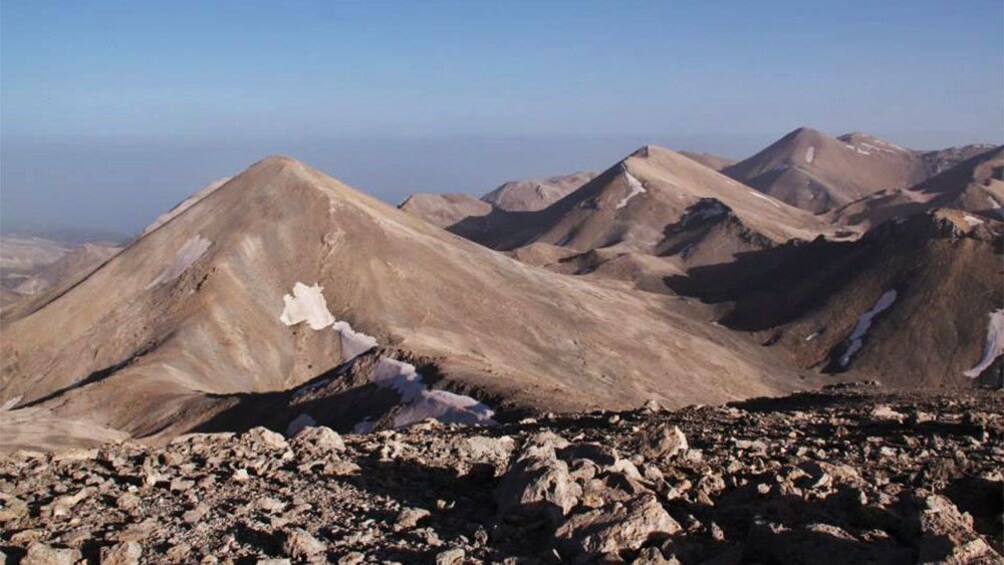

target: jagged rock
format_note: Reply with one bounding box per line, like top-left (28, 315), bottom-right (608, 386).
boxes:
top-left (244, 427), bottom-right (289, 451)
top-left (394, 507), bottom-right (431, 531)
top-left (633, 547), bottom-right (678, 564)
top-left (871, 405), bottom-right (906, 423)
top-left (100, 541), bottom-right (143, 565)
top-left (555, 493), bottom-right (680, 562)
top-left (294, 426), bottom-right (346, 452)
top-left (21, 543), bottom-right (81, 565)
top-left (435, 548), bottom-right (466, 565)
top-left (907, 494), bottom-right (998, 563)
top-left (496, 433), bottom-right (582, 527)
top-left (283, 527), bottom-right (325, 559)
top-left (639, 424), bottom-right (688, 461)
top-left (0, 494), bottom-right (28, 522)
top-left (453, 435), bottom-right (516, 476)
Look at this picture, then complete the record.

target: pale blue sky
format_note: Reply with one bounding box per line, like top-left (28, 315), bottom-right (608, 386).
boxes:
top-left (2, 1), bottom-right (1002, 235)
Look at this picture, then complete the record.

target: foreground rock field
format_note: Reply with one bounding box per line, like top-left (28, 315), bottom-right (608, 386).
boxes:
top-left (1, 382), bottom-right (1001, 564)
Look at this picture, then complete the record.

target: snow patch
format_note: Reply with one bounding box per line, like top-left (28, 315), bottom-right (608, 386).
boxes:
top-left (838, 290), bottom-right (898, 368)
top-left (804, 146), bottom-right (815, 164)
top-left (280, 282), bottom-right (336, 330)
top-left (962, 214), bottom-right (985, 227)
top-left (279, 283), bottom-right (377, 361)
top-left (616, 172), bottom-right (647, 209)
top-left (750, 190), bottom-right (782, 208)
top-left (333, 320), bottom-right (378, 360)
top-left (366, 357), bottom-right (496, 429)
top-left (146, 235), bottom-right (211, 289)
top-left (1, 396), bottom-right (22, 411)
top-left (965, 309), bottom-right (1004, 378)
top-left (286, 413), bottom-right (316, 436)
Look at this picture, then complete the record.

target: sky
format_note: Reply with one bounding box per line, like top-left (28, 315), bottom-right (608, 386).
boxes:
top-left (2, 0), bottom-right (1002, 237)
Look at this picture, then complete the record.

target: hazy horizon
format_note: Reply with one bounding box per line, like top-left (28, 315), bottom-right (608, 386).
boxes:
top-left (3, 0), bottom-right (1002, 237)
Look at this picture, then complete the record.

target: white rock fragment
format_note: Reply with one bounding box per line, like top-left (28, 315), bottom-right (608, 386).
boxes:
top-left (965, 309), bottom-right (1004, 378)
top-left (279, 283), bottom-right (336, 330)
top-left (839, 290), bottom-right (898, 368)
top-left (804, 146), bottom-right (815, 164)
top-left (146, 235), bottom-right (211, 289)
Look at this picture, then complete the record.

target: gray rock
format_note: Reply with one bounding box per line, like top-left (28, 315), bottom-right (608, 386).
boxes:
top-left (639, 424), bottom-right (688, 461)
top-left (283, 527), bottom-right (326, 559)
top-left (496, 433), bottom-right (581, 527)
top-left (555, 494), bottom-right (680, 563)
top-left (244, 427), bottom-right (289, 451)
top-left (21, 543), bottom-right (81, 565)
top-left (394, 507), bottom-right (431, 531)
top-left (435, 548), bottom-right (466, 565)
top-left (100, 541), bottom-right (143, 565)
top-left (294, 426), bottom-right (346, 452)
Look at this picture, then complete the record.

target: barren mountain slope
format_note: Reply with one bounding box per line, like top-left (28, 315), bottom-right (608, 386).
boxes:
top-left (12, 243), bottom-right (121, 296)
top-left (397, 193), bottom-right (492, 228)
top-left (828, 146), bottom-right (1003, 230)
top-left (453, 145), bottom-right (836, 277)
top-left (0, 236), bottom-right (73, 291)
top-left (667, 210), bottom-right (1003, 388)
top-left (679, 151), bottom-right (736, 171)
top-left (141, 177), bottom-right (232, 237)
top-left (0, 156), bottom-right (814, 449)
top-left (481, 171), bottom-right (596, 212)
top-left (723, 128), bottom-right (933, 213)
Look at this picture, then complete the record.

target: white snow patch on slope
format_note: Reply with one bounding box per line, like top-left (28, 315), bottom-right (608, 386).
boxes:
top-left (616, 172), bottom-right (647, 209)
top-left (146, 235), bottom-right (211, 289)
top-left (750, 190), bottom-right (782, 208)
top-left (279, 283), bottom-right (378, 361)
top-left (333, 320), bottom-right (379, 360)
top-left (1, 396), bottom-right (23, 411)
top-left (839, 290), bottom-right (898, 368)
top-left (805, 146), bottom-right (815, 164)
top-left (367, 357), bottom-right (495, 429)
top-left (280, 282), bottom-right (336, 330)
top-left (962, 214), bottom-right (985, 227)
top-left (285, 413), bottom-right (316, 436)
top-left (965, 309), bottom-right (1004, 377)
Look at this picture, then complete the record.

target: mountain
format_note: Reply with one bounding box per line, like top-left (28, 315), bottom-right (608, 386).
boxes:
top-left (11, 243), bottom-right (121, 296)
top-left (666, 209), bottom-right (1003, 387)
top-left (722, 128), bottom-right (933, 213)
top-left (397, 193), bottom-right (492, 228)
top-left (396, 171), bottom-right (595, 229)
top-left (679, 151), bottom-right (737, 171)
top-left (0, 236), bottom-right (73, 291)
top-left (0, 156), bottom-right (814, 449)
top-left (828, 146), bottom-right (1003, 230)
top-left (455, 145), bottom-right (836, 258)
top-left (141, 177), bottom-right (232, 237)
top-left (481, 171), bottom-right (597, 212)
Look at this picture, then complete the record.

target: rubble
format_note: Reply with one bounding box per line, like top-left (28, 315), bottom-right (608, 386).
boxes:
top-left (0, 386), bottom-right (999, 563)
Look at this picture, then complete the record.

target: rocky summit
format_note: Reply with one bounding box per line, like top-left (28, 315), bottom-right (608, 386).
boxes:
top-left (1, 383), bottom-right (1000, 564)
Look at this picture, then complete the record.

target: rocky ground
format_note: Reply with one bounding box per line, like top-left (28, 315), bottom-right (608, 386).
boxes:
top-left (1, 382), bottom-right (1001, 564)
